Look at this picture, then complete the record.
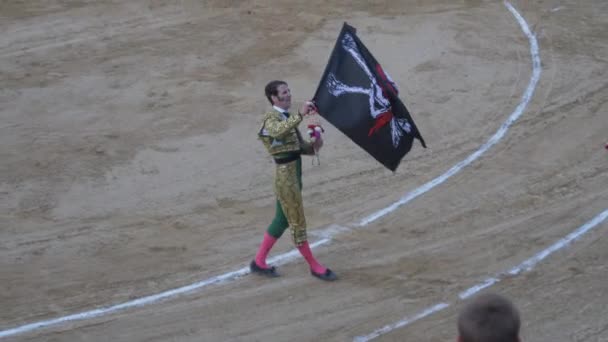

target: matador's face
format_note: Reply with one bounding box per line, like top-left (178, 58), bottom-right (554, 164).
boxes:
top-left (272, 83), bottom-right (292, 110)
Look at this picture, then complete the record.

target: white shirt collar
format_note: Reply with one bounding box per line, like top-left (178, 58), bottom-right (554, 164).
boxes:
top-left (273, 105), bottom-right (289, 114)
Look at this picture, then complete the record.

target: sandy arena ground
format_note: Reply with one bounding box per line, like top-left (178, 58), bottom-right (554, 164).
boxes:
top-left (1, 0), bottom-right (607, 341)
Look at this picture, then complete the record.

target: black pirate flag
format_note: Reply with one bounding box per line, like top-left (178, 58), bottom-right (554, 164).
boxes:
top-left (313, 22), bottom-right (426, 171)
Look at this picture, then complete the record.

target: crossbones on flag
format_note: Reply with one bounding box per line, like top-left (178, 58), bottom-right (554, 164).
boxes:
top-left (313, 22), bottom-right (426, 171)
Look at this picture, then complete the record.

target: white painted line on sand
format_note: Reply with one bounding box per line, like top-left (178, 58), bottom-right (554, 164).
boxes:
top-left (354, 209), bottom-right (608, 341)
top-left (506, 209), bottom-right (608, 277)
top-left (459, 208), bottom-right (608, 300)
top-left (458, 277), bottom-right (499, 299)
top-left (0, 0), bottom-right (540, 339)
top-left (359, 0), bottom-right (542, 227)
top-left (0, 240), bottom-right (330, 339)
top-left (353, 303), bottom-right (451, 342)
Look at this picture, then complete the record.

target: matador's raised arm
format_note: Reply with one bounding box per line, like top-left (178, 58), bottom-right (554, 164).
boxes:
top-left (261, 111), bottom-right (302, 139)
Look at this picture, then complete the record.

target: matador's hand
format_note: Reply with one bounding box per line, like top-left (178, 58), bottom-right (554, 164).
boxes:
top-left (299, 101), bottom-right (314, 116)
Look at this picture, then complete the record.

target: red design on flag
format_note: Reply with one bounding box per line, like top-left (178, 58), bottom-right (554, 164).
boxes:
top-left (368, 110), bottom-right (393, 136)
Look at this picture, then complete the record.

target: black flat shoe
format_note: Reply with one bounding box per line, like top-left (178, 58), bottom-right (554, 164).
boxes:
top-left (311, 268), bottom-right (338, 281)
top-left (250, 260), bottom-right (280, 278)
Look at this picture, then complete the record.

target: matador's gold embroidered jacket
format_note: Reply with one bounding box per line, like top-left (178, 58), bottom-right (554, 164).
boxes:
top-left (258, 109), bottom-right (315, 157)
